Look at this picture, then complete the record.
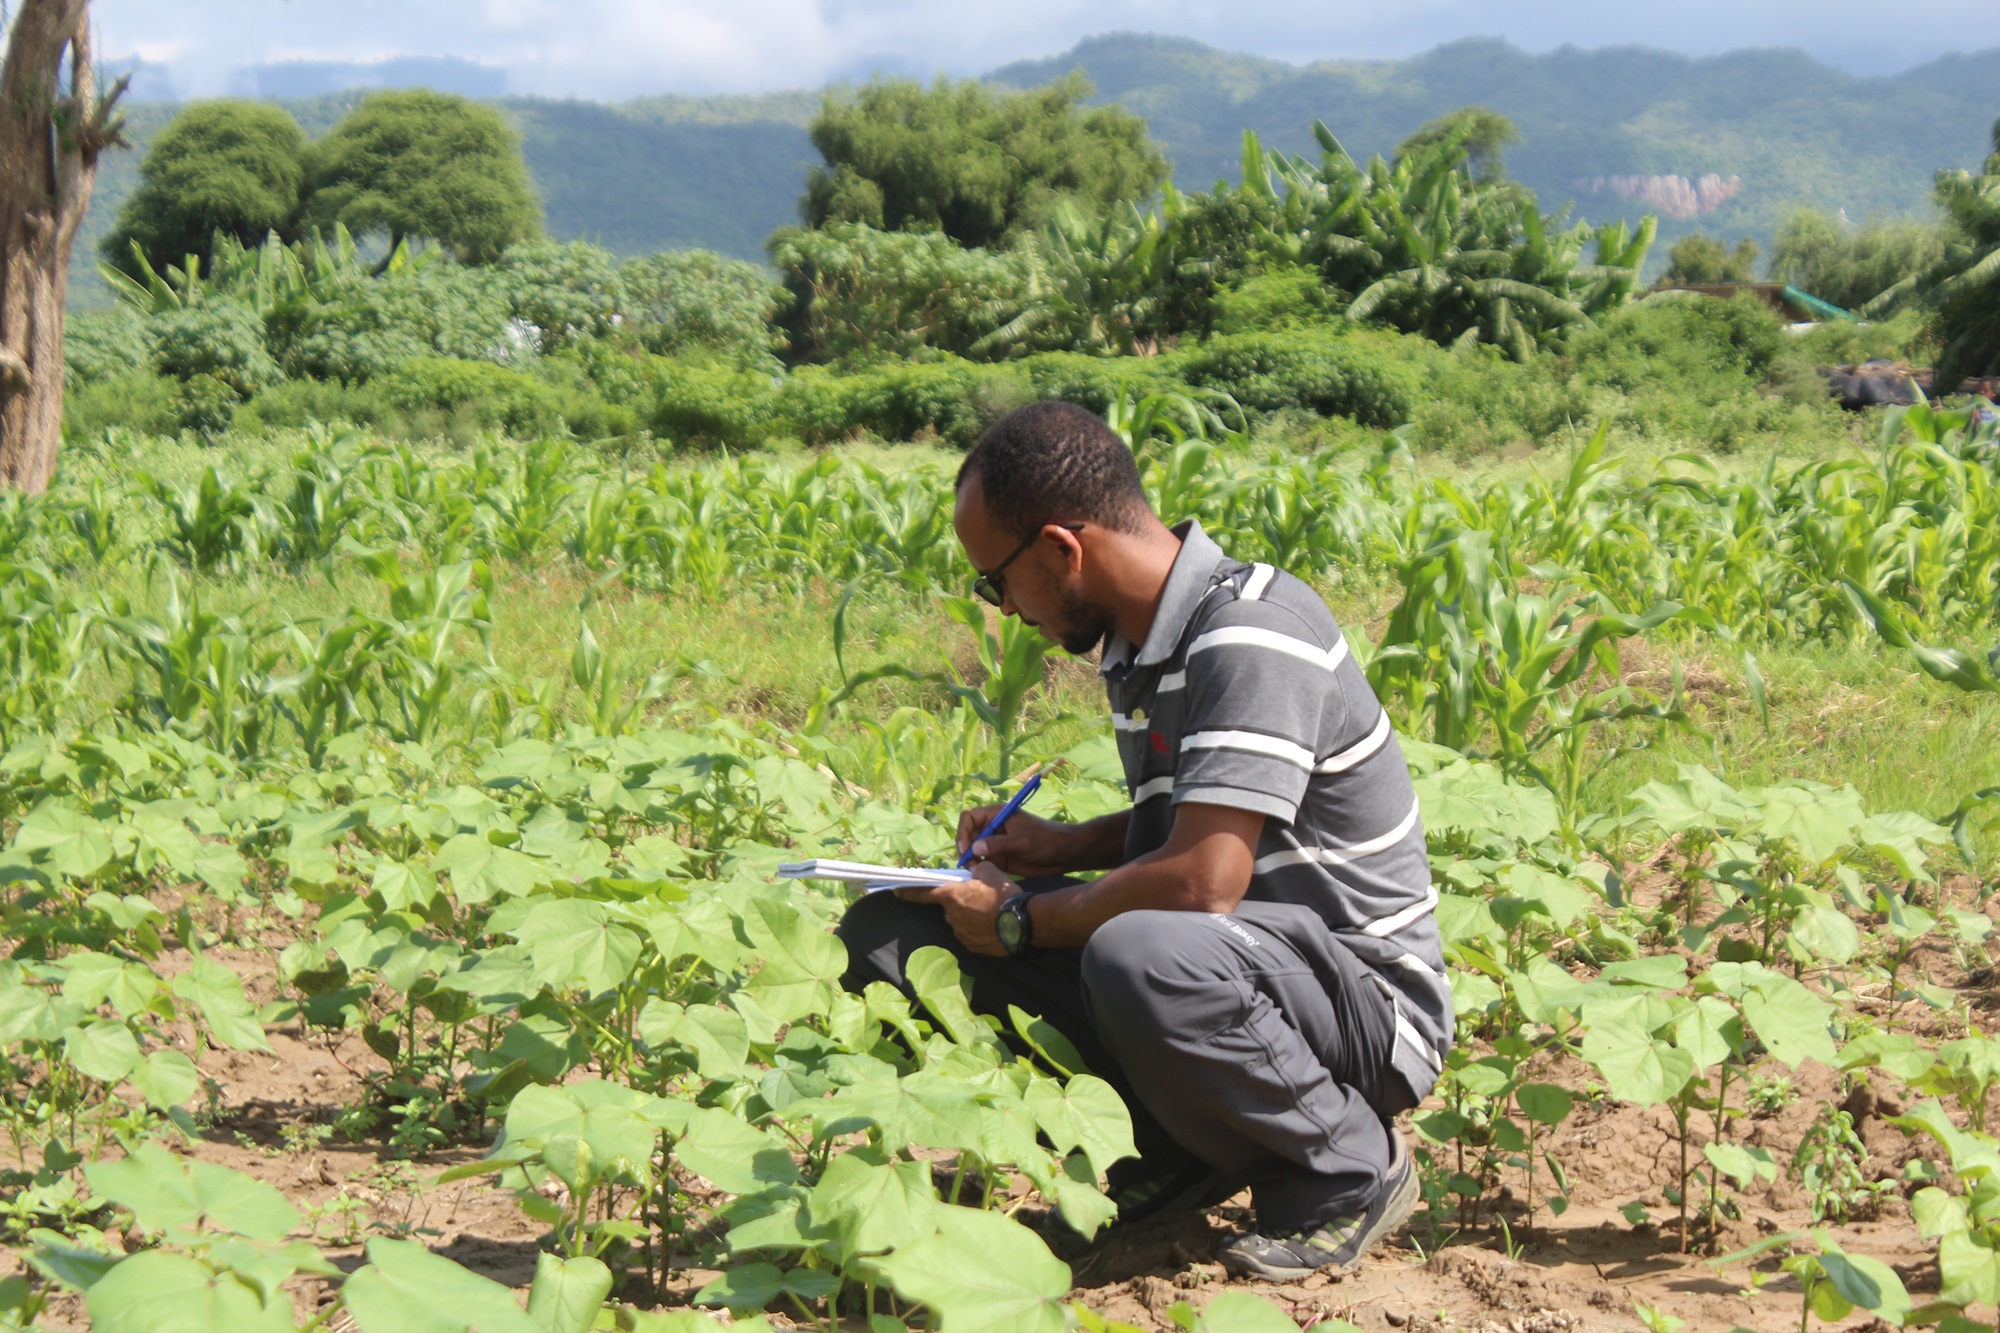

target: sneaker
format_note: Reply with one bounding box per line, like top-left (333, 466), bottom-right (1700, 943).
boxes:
top-left (1040, 1155), bottom-right (1238, 1255)
top-left (1216, 1135), bottom-right (1418, 1280)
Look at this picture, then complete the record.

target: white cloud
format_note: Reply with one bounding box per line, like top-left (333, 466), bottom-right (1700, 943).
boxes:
top-left (93, 0), bottom-right (1999, 101)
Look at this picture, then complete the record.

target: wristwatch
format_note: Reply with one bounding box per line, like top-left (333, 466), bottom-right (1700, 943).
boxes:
top-left (995, 892), bottom-right (1035, 956)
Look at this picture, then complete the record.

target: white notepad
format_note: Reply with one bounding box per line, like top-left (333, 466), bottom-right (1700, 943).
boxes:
top-left (777, 859), bottom-right (973, 892)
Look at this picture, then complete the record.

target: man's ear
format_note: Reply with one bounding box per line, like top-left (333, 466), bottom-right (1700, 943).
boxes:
top-left (1045, 522), bottom-right (1086, 573)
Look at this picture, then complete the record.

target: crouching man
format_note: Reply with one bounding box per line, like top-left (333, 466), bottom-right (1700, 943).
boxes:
top-left (837, 402), bottom-right (1452, 1279)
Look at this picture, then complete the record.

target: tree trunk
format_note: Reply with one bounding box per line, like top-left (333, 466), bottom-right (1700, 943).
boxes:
top-left (0, 0), bottom-right (125, 494)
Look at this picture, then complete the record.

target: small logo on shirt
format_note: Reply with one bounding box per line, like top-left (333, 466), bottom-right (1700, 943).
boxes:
top-left (1149, 732), bottom-right (1169, 754)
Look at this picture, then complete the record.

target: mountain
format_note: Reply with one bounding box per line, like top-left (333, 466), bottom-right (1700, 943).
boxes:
top-left (77, 34), bottom-right (2000, 307)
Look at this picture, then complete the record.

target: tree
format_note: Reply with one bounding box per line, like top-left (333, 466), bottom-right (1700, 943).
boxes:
top-left (1767, 208), bottom-right (1946, 311)
top-left (801, 74), bottom-right (1167, 249)
top-left (1396, 107), bottom-right (1521, 184)
top-left (1661, 233), bottom-right (1760, 285)
top-left (0, 0), bottom-right (127, 493)
top-left (101, 101), bottom-right (306, 280)
top-left (1908, 117), bottom-right (2000, 386)
top-left (305, 89), bottom-right (540, 265)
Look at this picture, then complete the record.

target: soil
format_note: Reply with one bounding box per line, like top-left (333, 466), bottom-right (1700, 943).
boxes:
top-left (8, 874), bottom-right (1997, 1332)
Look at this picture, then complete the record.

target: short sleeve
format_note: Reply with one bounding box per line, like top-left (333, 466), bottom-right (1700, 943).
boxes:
top-left (1171, 600), bottom-right (1346, 825)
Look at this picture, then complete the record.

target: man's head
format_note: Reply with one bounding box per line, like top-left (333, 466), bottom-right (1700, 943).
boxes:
top-left (953, 402), bottom-right (1159, 655)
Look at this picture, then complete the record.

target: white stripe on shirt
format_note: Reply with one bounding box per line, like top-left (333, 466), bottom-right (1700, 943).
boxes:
top-left (1132, 775), bottom-right (1175, 803)
top-left (1156, 670), bottom-right (1186, 694)
top-left (1187, 625), bottom-right (1350, 673)
top-left (1112, 712), bottom-right (1149, 732)
top-left (1314, 710), bottom-right (1393, 774)
top-left (1240, 563), bottom-right (1277, 601)
top-left (1360, 883), bottom-right (1441, 938)
top-left (1182, 729), bottom-right (1316, 770)
top-left (1250, 799), bottom-right (1423, 874)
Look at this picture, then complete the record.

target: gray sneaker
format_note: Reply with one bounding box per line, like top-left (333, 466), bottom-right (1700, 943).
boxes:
top-left (1216, 1135), bottom-right (1418, 1280)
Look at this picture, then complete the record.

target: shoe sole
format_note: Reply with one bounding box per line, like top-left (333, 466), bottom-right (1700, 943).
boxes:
top-left (1218, 1154), bottom-right (1420, 1281)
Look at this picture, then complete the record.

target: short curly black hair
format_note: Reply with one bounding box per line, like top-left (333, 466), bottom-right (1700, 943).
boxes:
top-left (956, 401), bottom-right (1152, 539)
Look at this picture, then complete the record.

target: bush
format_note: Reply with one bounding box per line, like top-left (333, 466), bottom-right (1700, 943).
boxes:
top-left (769, 223), bottom-right (1027, 363)
top-left (1170, 330), bottom-right (1422, 429)
top-left (648, 360), bottom-right (779, 449)
top-left (1769, 209), bottom-right (1948, 312)
top-left (148, 302), bottom-right (281, 397)
top-left (1209, 266), bottom-right (1342, 336)
top-left (497, 240), bottom-right (625, 352)
top-left (233, 377), bottom-right (390, 433)
top-left (777, 358), bottom-right (1030, 448)
top-left (1406, 343), bottom-right (1592, 454)
top-left (65, 370), bottom-right (177, 439)
top-left (621, 250), bottom-right (787, 365)
top-left (65, 310), bottom-right (150, 390)
top-left (279, 265), bottom-right (513, 383)
top-left (175, 374), bottom-right (241, 440)
top-left (1012, 352), bottom-right (1189, 415)
top-left (1570, 294), bottom-right (1786, 391)
top-left (381, 357), bottom-right (565, 438)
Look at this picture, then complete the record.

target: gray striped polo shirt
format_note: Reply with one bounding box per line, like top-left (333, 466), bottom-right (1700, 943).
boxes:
top-left (1100, 520), bottom-right (1452, 1099)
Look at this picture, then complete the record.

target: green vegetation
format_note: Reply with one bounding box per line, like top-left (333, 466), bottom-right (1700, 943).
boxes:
top-left (1768, 210), bottom-right (1947, 311)
top-left (303, 89), bottom-right (543, 264)
top-left (801, 75), bottom-right (1166, 248)
top-left (1902, 121), bottom-right (2000, 385)
top-left (101, 100), bottom-right (310, 279)
top-left (1659, 233), bottom-right (1760, 286)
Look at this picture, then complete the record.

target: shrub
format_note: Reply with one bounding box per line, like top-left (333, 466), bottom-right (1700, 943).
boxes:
top-left (1170, 330), bottom-right (1422, 429)
top-left (175, 374), bottom-right (241, 440)
top-left (148, 302), bottom-right (281, 397)
top-left (776, 357), bottom-right (1030, 448)
top-left (1406, 343), bottom-right (1592, 454)
top-left (1012, 352), bottom-right (1188, 414)
top-left (497, 240), bottom-right (626, 352)
top-left (234, 377), bottom-right (390, 432)
top-left (381, 357), bottom-right (564, 438)
top-left (65, 370), bottom-right (177, 439)
top-left (621, 250), bottom-right (787, 365)
top-left (769, 223), bottom-right (1028, 363)
top-left (1209, 266), bottom-right (1343, 336)
top-left (65, 310), bottom-right (150, 390)
top-left (279, 265), bottom-right (513, 383)
top-left (648, 360), bottom-right (779, 449)
top-left (1570, 293), bottom-right (1787, 391)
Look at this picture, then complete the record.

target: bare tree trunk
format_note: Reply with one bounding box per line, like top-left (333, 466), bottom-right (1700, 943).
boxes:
top-left (0, 0), bottom-right (125, 494)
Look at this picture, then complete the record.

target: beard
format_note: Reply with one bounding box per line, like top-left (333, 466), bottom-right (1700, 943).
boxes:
top-left (1055, 584), bottom-right (1114, 657)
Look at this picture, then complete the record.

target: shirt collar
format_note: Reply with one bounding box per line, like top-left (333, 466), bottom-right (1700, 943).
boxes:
top-left (1099, 519), bottom-right (1226, 676)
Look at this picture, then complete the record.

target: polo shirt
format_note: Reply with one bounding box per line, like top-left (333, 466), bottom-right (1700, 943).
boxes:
top-left (1099, 520), bottom-right (1452, 1099)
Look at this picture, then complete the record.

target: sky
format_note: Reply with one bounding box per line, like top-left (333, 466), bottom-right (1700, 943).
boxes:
top-left (101, 0), bottom-right (1994, 100)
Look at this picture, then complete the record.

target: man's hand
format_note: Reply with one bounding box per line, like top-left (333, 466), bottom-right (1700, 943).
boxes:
top-left (897, 863), bottom-right (1017, 956)
top-left (955, 804), bottom-right (1078, 877)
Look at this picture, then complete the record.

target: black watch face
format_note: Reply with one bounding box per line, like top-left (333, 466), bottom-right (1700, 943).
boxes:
top-left (996, 905), bottom-right (1025, 951)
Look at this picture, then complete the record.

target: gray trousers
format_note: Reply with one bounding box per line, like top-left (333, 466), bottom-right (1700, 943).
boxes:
top-left (836, 889), bottom-right (1413, 1231)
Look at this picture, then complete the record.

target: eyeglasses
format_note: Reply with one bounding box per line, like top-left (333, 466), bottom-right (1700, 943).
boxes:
top-left (970, 522), bottom-right (1084, 608)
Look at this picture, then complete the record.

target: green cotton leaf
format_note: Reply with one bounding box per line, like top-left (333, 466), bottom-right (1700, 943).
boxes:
top-left (1192, 1292), bottom-right (1306, 1332)
top-left (85, 1143), bottom-right (297, 1241)
top-left (905, 947), bottom-right (999, 1050)
top-left (1672, 996), bottom-right (1740, 1070)
top-left (865, 1204), bottom-right (1070, 1333)
top-left (170, 954), bottom-right (269, 1052)
top-left (1741, 976), bottom-right (1837, 1070)
top-left (719, 1187), bottom-right (812, 1256)
top-left (1815, 1244), bottom-right (1911, 1319)
top-left (805, 1152), bottom-right (938, 1259)
top-left (1787, 904), bottom-right (1860, 966)
top-left (1599, 955), bottom-right (1688, 990)
top-left (512, 898), bottom-right (644, 996)
top-left (1910, 1186), bottom-right (1970, 1241)
top-left (1857, 810), bottom-right (1948, 882)
top-left (61, 951), bottom-right (160, 1019)
top-left (1937, 1229), bottom-right (2000, 1309)
top-left (432, 832), bottom-right (547, 904)
top-left (1703, 1142), bottom-right (1776, 1190)
top-left (526, 1253), bottom-right (612, 1333)
top-left (1515, 1083), bottom-right (1573, 1127)
top-left (130, 1049), bottom-right (202, 1110)
top-left (695, 1262), bottom-right (785, 1313)
top-left (675, 1107), bottom-right (802, 1196)
top-left (1504, 866), bottom-right (1594, 929)
top-left (344, 1238), bottom-right (544, 1333)
top-left (1581, 1022), bottom-right (1694, 1105)
top-left (1009, 1005), bottom-right (1091, 1077)
top-left (742, 897), bottom-right (847, 1024)
top-left (85, 1251), bottom-right (292, 1333)
top-left (369, 857), bottom-right (439, 912)
top-left (637, 999), bottom-right (749, 1079)
top-left (750, 754), bottom-right (838, 832)
top-left (64, 1020), bottom-right (142, 1084)
top-left (1622, 768), bottom-right (1753, 835)
top-left (497, 1081), bottom-right (681, 1194)
top-left (13, 801), bottom-right (115, 879)
top-left (1753, 784), bottom-right (1863, 863)
top-left (1024, 1075), bottom-right (1138, 1178)
top-left (813, 1067), bottom-right (987, 1156)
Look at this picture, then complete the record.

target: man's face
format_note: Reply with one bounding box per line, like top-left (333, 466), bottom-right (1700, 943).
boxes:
top-left (954, 474), bottom-right (1113, 656)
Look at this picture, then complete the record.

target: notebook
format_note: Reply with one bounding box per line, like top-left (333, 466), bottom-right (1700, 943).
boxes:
top-left (777, 859), bottom-right (973, 893)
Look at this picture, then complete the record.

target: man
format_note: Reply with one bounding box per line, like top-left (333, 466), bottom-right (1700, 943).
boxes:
top-left (837, 402), bottom-right (1452, 1280)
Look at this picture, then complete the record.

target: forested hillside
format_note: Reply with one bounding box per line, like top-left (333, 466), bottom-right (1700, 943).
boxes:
top-left (79, 33), bottom-right (1999, 305)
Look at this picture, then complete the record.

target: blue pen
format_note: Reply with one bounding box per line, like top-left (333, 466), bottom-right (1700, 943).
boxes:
top-left (958, 772), bottom-right (1044, 869)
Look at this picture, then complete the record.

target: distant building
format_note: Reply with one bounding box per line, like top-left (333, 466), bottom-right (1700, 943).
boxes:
top-left (230, 56), bottom-right (507, 100)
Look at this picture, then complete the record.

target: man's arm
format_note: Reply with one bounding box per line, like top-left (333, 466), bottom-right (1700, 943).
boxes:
top-left (911, 802), bottom-right (1263, 956)
top-left (954, 805), bottom-right (1131, 876)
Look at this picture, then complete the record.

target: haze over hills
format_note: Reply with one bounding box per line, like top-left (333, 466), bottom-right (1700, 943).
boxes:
top-left (80, 33), bottom-right (2000, 306)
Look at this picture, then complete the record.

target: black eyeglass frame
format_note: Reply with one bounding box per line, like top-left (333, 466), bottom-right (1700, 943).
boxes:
top-left (970, 522), bottom-right (1085, 608)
